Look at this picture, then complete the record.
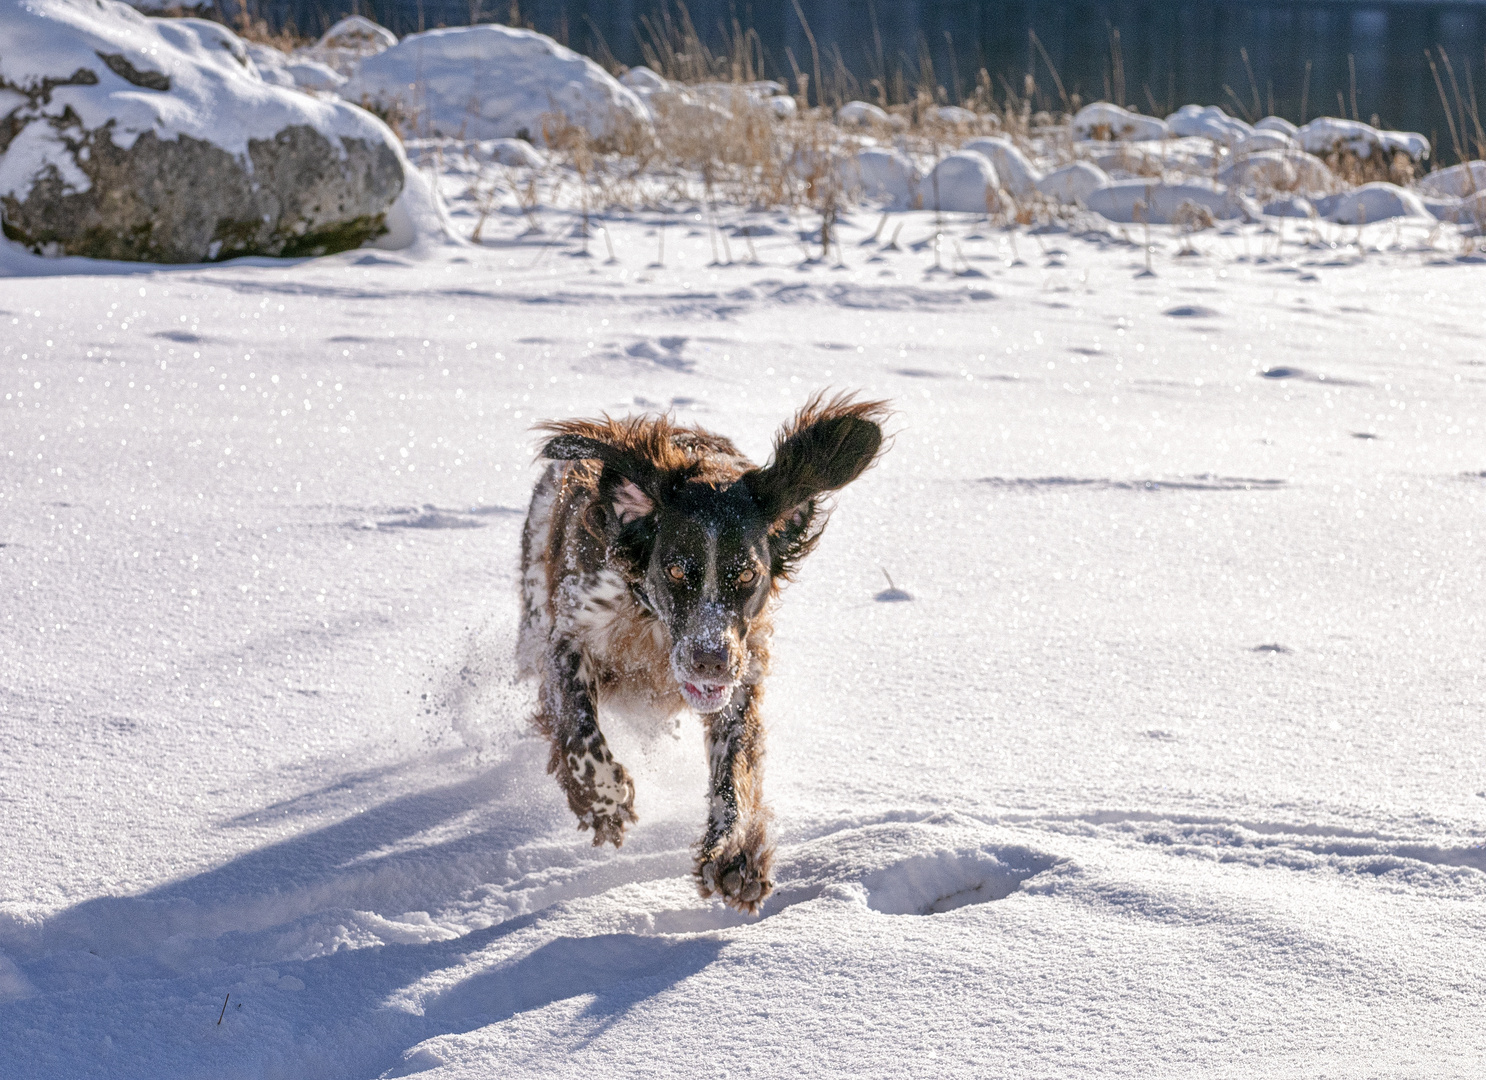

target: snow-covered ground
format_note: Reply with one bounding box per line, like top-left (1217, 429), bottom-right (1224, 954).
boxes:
top-left (2, 192), bottom-right (1485, 1078)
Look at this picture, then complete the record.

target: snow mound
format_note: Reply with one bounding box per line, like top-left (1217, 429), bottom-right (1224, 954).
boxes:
top-left (1316, 182), bottom-right (1430, 224)
top-left (1255, 115), bottom-right (1299, 136)
top-left (619, 65), bottom-right (668, 94)
top-left (1299, 117), bottom-right (1429, 160)
top-left (934, 105), bottom-right (976, 126)
top-left (961, 136), bottom-right (1041, 196)
top-left (851, 147), bottom-right (919, 208)
top-left (0, 0), bottom-right (405, 261)
top-left (1036, 160), bottom-right (1110, 205)
top-left (1263, 195), bottom-right (1314, 218)
top-left (341, 25), bottom-right (649, 144)
top-left (282, 58), bottom-right (347, 93)
top-left (299, 15), bottom-right (396, 78)
top-left (249, 43), bottom-right (346, 93)
top-left (1217, 150), bottom-right (1299, 191)
top-left (1072, 102), bottom-right (1169, 142)
top-left (1415, 160), bottom-right (1486, 199)
top-left (475, 138), bottom-right (545, 168)
top-left (1166, 103), bottom-right (1253, 146)
top-left (1233, 130), bottom-right (1297, 155)
top-left (1085, 136), bottom-right (1221, 177)
top-left (837, 100), bottom-right (891, 127)
top-left (919, 151), bottom-right (999, 213)
top-left (1085, 179), bottom-right (1259, 224)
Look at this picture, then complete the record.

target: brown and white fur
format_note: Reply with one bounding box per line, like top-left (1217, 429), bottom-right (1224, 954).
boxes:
top-left (517, 393), bottom-right (888, 913)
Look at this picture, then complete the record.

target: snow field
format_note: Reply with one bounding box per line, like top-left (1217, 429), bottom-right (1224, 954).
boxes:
top-left (1, 201), bottom-right (1485, 1077)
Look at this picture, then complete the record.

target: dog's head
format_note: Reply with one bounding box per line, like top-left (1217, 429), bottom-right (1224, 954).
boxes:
top-left (539, 393), bottom-right (889, 712)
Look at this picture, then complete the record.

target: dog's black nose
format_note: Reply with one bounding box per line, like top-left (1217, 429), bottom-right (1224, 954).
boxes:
top-left (690, 643), bottom-right (730, 681)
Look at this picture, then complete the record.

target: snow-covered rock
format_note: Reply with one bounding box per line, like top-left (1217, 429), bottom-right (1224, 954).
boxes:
top-left (283, 58), bottom-right (347, 93)
top-left (1262, 195), bottom-right (1314, 218)
top-left (1071, 102), bottom-right (1169, 142)
top-left (245, 41), bottom-right (298, 87)
top-left (934, 105), bottom-right (976, 126)
top-left (1217, 151), bottom-right (1298, 191)
top-left (0, 0), bottom-right (405, 262)
top-left (766, 95), bottom-right (797, 119)
top-left (961, 137), bottom-right (1041, 196)
top-left (1315, 182), bottom-right (1430, 223)
top-left (1255, 115), bottom-right (1299, 136)
top-left (299, 15), bottom-right (396, 78)
top-left (1084, 136), bottom-right (1221, 177)
top-left (837, 100), bottom-right (890, 127)
top-left (342, 25), bottom-right (648, 144)
top-left (1415, 160), bottom-right (1486, 199)
top-left (1085, 179), bottom-right (1259, 224)
top-left (1232, 130), bottom-right (1297, 156)
top-left (1036, 160), bottom-right (1110, 205)
top-left (849, 147), bottom-right (919, 208)
top-left (476, 138), bottom-right (545, 168)
top-left (918, 151), bottom-right (999, 213)
top-left (245, 44), bottom-right (346, 93)
top-left (1298, 117), bottom-right (1429, 160)
top-left (620, 65), bottom-right (669, 94)
top-left (1166, 104), bottom-right (1253, 146)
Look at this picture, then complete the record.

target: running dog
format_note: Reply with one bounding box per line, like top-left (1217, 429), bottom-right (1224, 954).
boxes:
top-left (517, 393), bottom-right (888, 913)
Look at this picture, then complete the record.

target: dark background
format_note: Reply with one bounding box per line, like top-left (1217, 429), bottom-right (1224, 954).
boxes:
top-left (244, 1), bottom-right (1486, 161)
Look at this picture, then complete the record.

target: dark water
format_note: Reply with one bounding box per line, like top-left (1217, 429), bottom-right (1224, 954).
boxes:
top-left (261, 1), bottom-right (1486, 160)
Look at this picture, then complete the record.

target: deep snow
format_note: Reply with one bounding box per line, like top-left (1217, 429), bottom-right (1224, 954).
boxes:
top-left (1, 188), bottom-right (1485, 1078)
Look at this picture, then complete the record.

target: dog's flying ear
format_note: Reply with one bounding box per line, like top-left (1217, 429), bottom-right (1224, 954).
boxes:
top-left (744, 392), bottom-right (890, 574)
top-left (538, 417), bottom-right (695, 526)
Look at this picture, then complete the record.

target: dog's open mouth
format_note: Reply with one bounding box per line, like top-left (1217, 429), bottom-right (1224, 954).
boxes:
top-left (680, 681), bottom-right (733, 712)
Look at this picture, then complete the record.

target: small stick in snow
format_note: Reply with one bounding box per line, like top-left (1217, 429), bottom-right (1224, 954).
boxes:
top-left (885, 221), bottom-right (903, 251)
top-left (602, 225), bottom-right (617, 264)
top-left (743, 225), bottom-right (759, 264)
top-left (218, 994), bottom-right (229, 1025)
top-left (651, 224), bottom-right (666, 269)
top-left (869, 211), bottom-right (889, 244)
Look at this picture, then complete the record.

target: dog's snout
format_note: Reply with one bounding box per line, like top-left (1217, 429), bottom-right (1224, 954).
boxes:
top-left (690, 643), bottom-right (730, 680)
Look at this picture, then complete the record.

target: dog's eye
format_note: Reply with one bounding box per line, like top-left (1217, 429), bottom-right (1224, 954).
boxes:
top-left (737, 568), bottom-right (757, 585)
top-left (667, 564), bottom-right (687, 582)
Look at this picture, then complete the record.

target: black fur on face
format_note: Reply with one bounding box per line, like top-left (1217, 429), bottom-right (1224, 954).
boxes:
top-left (538, 393), bottom-right (888, 711)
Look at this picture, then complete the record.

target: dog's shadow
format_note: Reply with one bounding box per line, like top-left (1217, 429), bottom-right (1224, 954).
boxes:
top-left (0, 716), bottom-right (728, 1080)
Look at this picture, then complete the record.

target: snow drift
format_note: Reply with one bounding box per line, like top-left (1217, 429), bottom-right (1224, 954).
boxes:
top-left (341, 25), bottom-right (649, 144)
top-left (0, 0), bottom-right (405, 261)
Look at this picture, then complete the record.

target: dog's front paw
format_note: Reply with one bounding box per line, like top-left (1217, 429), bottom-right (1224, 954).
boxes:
top-left (696, 840), bottom-right (774, 914)
top-left (570, 759), bottom-right (637, 847)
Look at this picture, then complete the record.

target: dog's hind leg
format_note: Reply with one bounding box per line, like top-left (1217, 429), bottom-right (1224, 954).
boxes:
top-left (695, 686), bottom-right (774, 913)
top-left (535, 641), bottom-right (637, 847)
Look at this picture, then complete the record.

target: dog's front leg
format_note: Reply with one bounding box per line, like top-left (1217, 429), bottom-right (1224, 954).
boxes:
top-left (538, 642), bottom-right (636, 847)
top-left (695, 685), bottom-right (774, 913)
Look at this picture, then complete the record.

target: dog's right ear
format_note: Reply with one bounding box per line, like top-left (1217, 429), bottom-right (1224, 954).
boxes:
top-left (539, 427), bottom-right (658, 525)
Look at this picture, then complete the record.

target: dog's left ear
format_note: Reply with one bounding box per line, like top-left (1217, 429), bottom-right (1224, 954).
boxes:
top-left (744, 393), bottom-right (889, 574)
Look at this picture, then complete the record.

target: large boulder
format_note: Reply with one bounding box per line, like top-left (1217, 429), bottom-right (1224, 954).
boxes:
top-left (341, 25), bottom-right (649, 145)
top-left (0, 0), bottom-right (405, 262)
